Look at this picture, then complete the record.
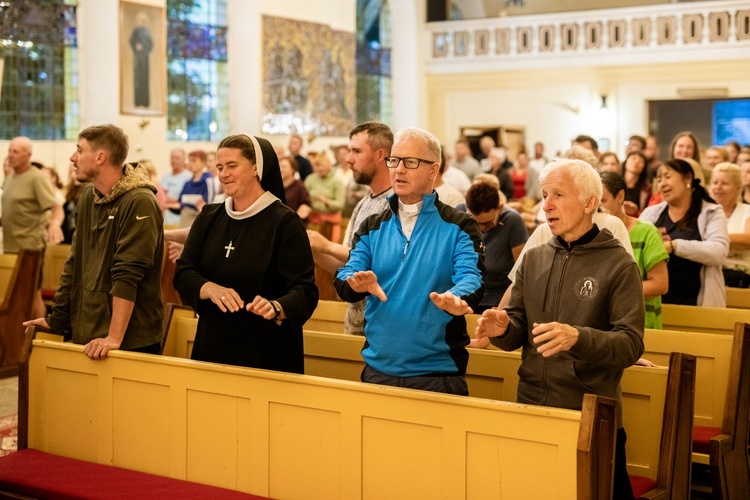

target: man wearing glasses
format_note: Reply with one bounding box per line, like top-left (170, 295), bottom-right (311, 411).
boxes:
top-left (334, 127), bottom-right (484, 395)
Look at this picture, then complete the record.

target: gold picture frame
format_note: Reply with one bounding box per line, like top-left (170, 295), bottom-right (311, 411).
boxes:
top-left (119, 0), bottom-right (166, 116)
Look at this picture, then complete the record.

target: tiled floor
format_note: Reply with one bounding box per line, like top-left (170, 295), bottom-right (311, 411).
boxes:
top-left (0, 376), bottom-right (18, 418)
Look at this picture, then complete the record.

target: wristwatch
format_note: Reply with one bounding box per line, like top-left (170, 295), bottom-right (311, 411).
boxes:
top-left (270, 300), bottom-right (283, 326)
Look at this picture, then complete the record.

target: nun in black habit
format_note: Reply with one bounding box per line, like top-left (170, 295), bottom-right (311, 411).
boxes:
top-left (174, 134), bottom-right (318, 373)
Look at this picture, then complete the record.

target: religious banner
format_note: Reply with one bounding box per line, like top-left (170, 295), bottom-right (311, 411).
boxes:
top-left (262, 15), bottom-right (355, 137)
top-left (119, 1), bottom-right (166, 116)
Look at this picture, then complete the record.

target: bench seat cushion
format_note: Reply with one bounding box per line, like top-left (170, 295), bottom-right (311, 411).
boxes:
top-left (0, 449), bottom-right (266, 500)
top-left (630, 474), bottom-right (657, 498)
top-left (692, 425), bottom-right (721, 455)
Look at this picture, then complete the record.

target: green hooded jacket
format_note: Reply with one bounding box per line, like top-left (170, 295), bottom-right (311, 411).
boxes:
top-left (47, 163), bottom-right (164, 349)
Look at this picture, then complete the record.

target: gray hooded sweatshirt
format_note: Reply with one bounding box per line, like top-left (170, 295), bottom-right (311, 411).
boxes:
top-left (492, 227), bottom-right (644, 427)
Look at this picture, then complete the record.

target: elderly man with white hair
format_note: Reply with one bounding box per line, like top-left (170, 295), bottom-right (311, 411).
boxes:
top-left (476, 159), bottom-right (644, 500)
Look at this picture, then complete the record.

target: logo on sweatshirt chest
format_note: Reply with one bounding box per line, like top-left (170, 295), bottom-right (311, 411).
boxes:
top-left (574, 276), bottom-right (599, 301)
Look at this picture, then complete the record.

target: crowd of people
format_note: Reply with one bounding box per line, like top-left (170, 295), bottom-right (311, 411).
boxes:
top-left (4, 121), bottom-right (749, 500)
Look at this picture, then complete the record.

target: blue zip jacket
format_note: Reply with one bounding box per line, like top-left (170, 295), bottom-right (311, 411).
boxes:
top-left (335, 192), bottom-right (485, 377)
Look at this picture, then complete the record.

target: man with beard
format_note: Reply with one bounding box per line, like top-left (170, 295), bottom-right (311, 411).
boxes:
top-left (307, 121), bottom-right (393, 335)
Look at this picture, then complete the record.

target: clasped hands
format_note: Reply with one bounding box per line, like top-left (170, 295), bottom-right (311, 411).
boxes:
top-left (475, 309), bottom-right (579, 357)
top-left (203, 283), bottom-right (280, 320)
top-left (344, 270), bottom-right (473, 316)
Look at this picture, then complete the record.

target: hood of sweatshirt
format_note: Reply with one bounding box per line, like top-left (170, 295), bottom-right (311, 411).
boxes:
top-left (547, 226), bottom-right (624, 254)
top-left (94, 162), bottom-right (157, 205)
top-left (538, 227), bottom-right (624, 312)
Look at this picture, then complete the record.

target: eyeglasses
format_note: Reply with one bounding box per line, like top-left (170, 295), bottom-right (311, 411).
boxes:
top-left (385, 156), bottom-right (437, 169)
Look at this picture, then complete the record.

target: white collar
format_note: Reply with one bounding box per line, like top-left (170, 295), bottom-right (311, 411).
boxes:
top-left (398, 198), bottom-right (422, 216)
top-left (224, 191), bottom-right (278, 220)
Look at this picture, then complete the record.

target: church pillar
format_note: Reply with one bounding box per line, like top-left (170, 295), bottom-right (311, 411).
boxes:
top-left (77, 0), bottom-right (120, 127)
top-left (227, 0), bottom-right (262, 135)
top-left (389, 0), bottom-right (427, 131)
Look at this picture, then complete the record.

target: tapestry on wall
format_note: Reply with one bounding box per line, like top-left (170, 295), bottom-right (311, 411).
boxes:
top-left (262, 15), bottom-right (355, 137)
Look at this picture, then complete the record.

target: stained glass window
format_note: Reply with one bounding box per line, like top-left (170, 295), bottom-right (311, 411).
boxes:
top-left (356, 0), bottom-right (391, 125)
top-left (0, 0), bottom-right (78, 140)
top-left (167, 0), bottom-right (228, 142)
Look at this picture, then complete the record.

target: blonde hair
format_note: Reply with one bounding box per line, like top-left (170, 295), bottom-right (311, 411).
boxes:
top-left (682, 158), bottom-right (706, 185)
top-left (712, 162), bottom-right (741, 187)
top-left (563, 145), bottom-right (599, 170)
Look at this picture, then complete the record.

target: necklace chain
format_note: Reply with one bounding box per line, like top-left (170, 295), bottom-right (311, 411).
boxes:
top-left (225, 219), bottom-right (242, 258)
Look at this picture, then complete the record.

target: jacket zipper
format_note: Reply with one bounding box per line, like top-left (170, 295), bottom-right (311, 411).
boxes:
top-left (542, 251), bottom-right (570, 405)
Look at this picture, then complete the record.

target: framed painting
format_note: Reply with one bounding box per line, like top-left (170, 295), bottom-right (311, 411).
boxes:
top-left (119, 1), bottom-right (166, 116)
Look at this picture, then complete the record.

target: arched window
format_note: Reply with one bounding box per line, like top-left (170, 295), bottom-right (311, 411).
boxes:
top-left (356, 0), bottom-right (391, 124)
top-left (166, 0), bottom-right (228, 141)
top-left (0, 0), bottom-right (78, 140)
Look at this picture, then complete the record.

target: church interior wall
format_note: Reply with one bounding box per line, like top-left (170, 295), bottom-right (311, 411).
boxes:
top-left (0, 0), bottom-right (355, 180)
top-left (428, 57), bottom-right (750, 159)
top-left (3, 1), bottom-right (749, 180)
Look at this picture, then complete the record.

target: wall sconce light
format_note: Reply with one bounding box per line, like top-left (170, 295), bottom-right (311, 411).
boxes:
top-left (600, 95), bottom-right (608, 110)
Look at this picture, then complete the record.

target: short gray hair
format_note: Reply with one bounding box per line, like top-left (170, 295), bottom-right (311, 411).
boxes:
top-left (393, 127), bottom-right (441, 163)
top-left (539, 159), bottom-right (602, 204)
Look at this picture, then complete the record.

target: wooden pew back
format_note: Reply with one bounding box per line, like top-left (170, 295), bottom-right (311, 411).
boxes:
top-left (577, 395), bottom-right (618, 500)
top-left (649, 352), bottom-right (697, 499)
top-left (23, 337), bottom-right (616, 499)
top-left (0, 250), bottom-right (42, 377)
top-left (709, 322), bottom-right (750, 499)
top-left (160, 304), bottom-right (196, 356)
top-left (661, 304), bottom-right (750, 335)
top-left (160, 244), bottom-right (182, 308)
top-left (40, 244), bottom-right (71, 301)
top-left (303, 299), bottom-right (347, 334)
top-left (643, 329), bottom-right (732, 430)
top-left (725, 287), bottom-right (750, 310)
top-left (0, 254), bottom-right (17, 305)
top-left (163, 310), bottom-right (668, 481)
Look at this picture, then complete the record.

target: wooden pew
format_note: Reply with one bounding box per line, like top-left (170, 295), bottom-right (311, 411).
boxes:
top-left (0, 254), bottom-right (17, 305)
top-left (642, 329), bottom-right (732, 433)
top-left (707, 322), bottom-right (750, 499)
top-left (0, 249), bottom-right (42, 378)
top-left (661, 304), bottom-right (750, 335)
top-left (725, 287), bottom-right (750, 309)
top-left (629, 352), bottom-right (696, 499)
top-left (40, 243), bottom-right (71, 305)
top-left (303, 299), bottom-right (348, 333)
top-left (17, 334), bottom-right (618, 500)
top-left (162, 313), bottom-right (668, 481)
top-left (160, 303), bottom-right (196, 356)
top-left (160, 243), bottom-right (182, 309)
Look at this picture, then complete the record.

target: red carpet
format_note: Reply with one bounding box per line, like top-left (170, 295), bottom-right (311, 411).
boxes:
top-left (0, 414), bottom-right (18, 457)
